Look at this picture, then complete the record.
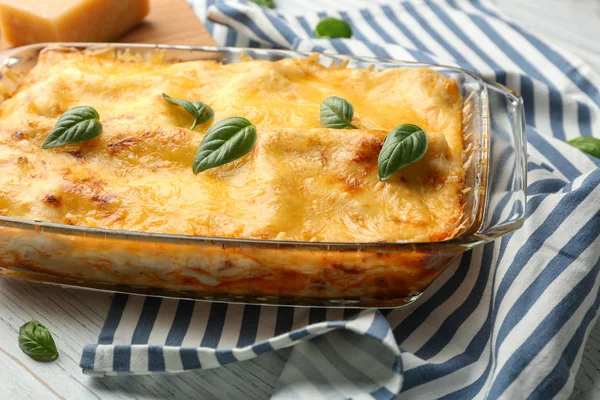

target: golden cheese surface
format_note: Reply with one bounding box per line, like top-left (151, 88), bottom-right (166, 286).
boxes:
top-left (0, 48), bottom-right (465, 242)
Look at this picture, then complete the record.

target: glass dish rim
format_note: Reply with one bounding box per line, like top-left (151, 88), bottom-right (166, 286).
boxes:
top-left (0, 42), bottom-right (524, 252)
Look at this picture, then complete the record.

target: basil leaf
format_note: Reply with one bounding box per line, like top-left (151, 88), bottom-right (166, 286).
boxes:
top-left (320, 96), bottom-right (354, 128)
top-left (191, 102), bottom-right (214, 128)
top-left (41, 106), bottom-right (102, 149)
top-left (378, 124), bottom-right (428, 181)
top-left (567, 136), bottom-right (600, 159)
top-left (193, 117), bottom-right (257, 174)
top-left (314, 18), bottom-right (353, 39)
top-left (18, 321), bottom-right (59, 362)
top-left (162, 93), bottom-right (214, 130)
top-left (249, 0), bottom-right (276, 8)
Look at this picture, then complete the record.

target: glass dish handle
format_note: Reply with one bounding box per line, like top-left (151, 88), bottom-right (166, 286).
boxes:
top-left (477, 79), bottom-right (527, 241)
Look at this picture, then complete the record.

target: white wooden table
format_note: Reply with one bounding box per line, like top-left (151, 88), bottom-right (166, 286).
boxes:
top-left (1, 0), bottom-right (599, 398)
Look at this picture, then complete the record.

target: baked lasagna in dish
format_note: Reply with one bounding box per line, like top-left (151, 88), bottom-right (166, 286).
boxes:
top-left (0, 47), bottom-right (465, 242)
top-left (0, 47), bottom-right (468, 302)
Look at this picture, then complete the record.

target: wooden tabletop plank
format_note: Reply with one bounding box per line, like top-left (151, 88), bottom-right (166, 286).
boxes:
top-left (0, 346), bottom-right (63, 399)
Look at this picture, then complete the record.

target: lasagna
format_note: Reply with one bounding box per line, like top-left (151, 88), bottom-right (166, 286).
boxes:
top-left (0, 47), bottom-right (465, 243)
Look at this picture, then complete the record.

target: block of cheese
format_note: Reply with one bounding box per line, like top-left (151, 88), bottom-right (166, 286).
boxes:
top-left (0, 0), bottom-right (150, 46)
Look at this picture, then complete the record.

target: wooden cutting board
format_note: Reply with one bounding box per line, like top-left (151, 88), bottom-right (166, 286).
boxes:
top-left (0, 0), bottom-right (216, 50)
top-left (119, 0), bottom-right (216, 46)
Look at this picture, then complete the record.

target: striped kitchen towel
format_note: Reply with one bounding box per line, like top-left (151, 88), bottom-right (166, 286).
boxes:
top-left (81, 0), bottom-right (600, 399)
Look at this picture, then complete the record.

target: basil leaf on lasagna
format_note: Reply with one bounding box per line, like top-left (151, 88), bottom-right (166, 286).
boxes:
top-left (41, 106), bottom-right (102, 149)
top-left (320, 96), bottom-right (354, 128)
top-left (18, 321), bottom-right (59, 362)
top-left (162, 93), bottom-right (214, 130)
top-left (378, 124), bottom-right (428, 181)
top-left (314, 18), bottom-right (353, 39)
top-left (193, 117), bottom-right (257, 174)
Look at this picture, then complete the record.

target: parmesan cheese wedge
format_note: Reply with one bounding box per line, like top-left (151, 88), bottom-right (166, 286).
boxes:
top-left (0, 0), bottom-right (150, 46)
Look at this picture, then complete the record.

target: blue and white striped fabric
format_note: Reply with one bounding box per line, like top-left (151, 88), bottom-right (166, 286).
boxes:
top-left (80, 0), bottom-right (600, 398)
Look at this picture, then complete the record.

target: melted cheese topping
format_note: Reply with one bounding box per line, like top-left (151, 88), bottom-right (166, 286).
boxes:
top-left (0, 48), bottom-right (465, 242)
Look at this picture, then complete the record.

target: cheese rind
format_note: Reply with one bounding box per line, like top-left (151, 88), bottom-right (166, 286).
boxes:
top-left (0, 0), bottom-right (150, 46)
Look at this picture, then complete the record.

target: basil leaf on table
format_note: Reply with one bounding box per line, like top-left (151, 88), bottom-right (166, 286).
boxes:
top-left (249, 0), bottom-right (276, 8)
top-left (567, 136), bottom-right (600, 159)
top-left (41, 106), bottom-right (102, 149)
top-left (314, 18), bottom-right (353, 39)
top-left (18, 321), bottom-right (59, 362)
top-left (162, 93), bottom-right (214, 130)
top-left (378, 124), bottom-right (428, 181)
top-left (320, 96), bottom-right (355, 128)
top-left (193, 117), bottom-right (257, 174)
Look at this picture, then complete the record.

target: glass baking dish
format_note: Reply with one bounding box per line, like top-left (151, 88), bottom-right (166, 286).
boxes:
top-left (0, 43), bottom-right (526, 308)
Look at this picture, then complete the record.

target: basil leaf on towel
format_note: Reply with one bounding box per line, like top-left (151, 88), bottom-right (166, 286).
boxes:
top-left (163, 93), bottom-right (214, 130)
top-left (378, 124), bottom-right (428, 181)
top-left (567, 136), bottom-right (600, 159)
top-left (314, 17), bottom-right (353, 39)
top-left (193, 117), bottom-right (257, 174)
top-left (42, 106), bottom-right (102, 149)
top-left (320, 96), bottom-right (354, 128)
top-left (18, 321), bottom-right (59, 362)
top-left (249, 0), bottom-right (276, 8)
